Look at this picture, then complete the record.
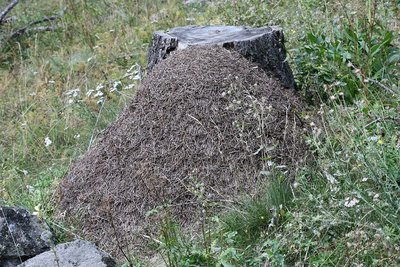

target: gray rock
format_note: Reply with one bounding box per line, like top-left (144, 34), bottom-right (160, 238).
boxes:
top-left (147, 25), bottom-right (296, 89)
top-left (17, 240), bottom-right (117, 267)
top-left (0, 206), bottom-right (53, 267)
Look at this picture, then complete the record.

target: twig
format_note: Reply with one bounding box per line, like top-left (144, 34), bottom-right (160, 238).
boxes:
top-left (28, 15), bottom-right (60, 26)
top-left (364, 116), bottom-right (397, 129)
top-left (1, 15), bottom-right (16, 24)
top-left (142, 234), bottom-right (163, 245)
top-left (365, 78), bottom-right (397, 95)
top-left (105, 198), bottom-right (133, 266)
top-left (11, 25), bottom-right (59, 38)
top-left (0, 0), bottom-right (19, 23)
top-left (347, 61), bottom-right (398, 95)
top-left (10, 15), bottom-right (61, 38)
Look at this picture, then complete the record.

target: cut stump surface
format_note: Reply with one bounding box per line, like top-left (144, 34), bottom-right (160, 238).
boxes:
top-left (148, 25), bottom-right (296, 89)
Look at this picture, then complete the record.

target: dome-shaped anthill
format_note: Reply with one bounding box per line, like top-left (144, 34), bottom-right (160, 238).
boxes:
top-left (56, 45), bottom-right (307, 258)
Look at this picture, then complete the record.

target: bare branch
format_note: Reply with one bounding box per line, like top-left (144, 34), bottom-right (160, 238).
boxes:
top-left (28, 15), bottom-right (60, 27)
top-left (0, 0), bottom-right (19, 24)
top-left (11, 25), bottom-right (59, 38)
top-left (365, 78), bottom-right (398, 95)
top-left (9, 15), bottom-right (61, 38)
top-left (1, 15), bottom-right (16, 24)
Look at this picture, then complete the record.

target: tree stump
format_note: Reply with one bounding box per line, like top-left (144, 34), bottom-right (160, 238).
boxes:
top-left (148, 25), bottom-right (296, 89)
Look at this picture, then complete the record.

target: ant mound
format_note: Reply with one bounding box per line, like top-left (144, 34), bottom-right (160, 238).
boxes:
top-left (56, 45), bottom-right (307, 258)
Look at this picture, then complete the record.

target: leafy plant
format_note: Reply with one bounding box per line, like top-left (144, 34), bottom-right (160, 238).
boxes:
top-left (293, 10), bottom-right (399, 103)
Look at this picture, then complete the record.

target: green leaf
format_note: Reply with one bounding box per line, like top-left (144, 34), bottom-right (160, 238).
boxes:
top-left (307, 32), bottom-right (318, 44)
top-left (388, 52), bottom-right (400, 64)
top-left (344, 27), bottom-right (357, 42)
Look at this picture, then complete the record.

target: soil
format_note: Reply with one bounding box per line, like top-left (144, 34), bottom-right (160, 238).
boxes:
top-left (56, 45), bottom-right (308, 259)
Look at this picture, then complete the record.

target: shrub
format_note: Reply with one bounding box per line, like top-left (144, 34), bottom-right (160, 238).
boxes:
top-left (294, 17), bottom-right (399, 103)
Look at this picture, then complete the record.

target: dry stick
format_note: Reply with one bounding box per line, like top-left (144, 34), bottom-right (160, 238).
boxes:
top-left (365, 78), bottom-right (397, 95)
top-left (10, 15), bottom-right (60, 38)
top-left (1, 15), bottom-right (16, 24)
top-left (11, 25), bottom-right (59, 38)
top-left (0, 0), bottom-right (19, 24)
top-left (106, 198), bottom-right (132, 266)
top-left (347, 62), bottom-right (397, 95)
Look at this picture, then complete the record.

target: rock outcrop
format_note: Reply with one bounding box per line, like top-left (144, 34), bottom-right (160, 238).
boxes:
top-left (17, 240), bottom-right (117, 267)
top-left (0, 206), bottom-right (53, 267)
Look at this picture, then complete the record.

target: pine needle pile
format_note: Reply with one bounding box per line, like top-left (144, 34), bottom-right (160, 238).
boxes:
top-left (56, 45), bottom-right (307, 257)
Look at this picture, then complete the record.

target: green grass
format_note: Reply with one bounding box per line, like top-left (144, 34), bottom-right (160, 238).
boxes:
top-left (0, 0), bottom-right (209, 251)
top-left (271, 97), bottom-right (400, 265)
top-left (1, 0), bottom-right (399, 266)
top-left (0, 0), bottom-right (205, 209)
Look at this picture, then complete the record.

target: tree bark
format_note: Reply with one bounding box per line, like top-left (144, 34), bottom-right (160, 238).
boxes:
top-left (148, 25), bottom-right (296, 89)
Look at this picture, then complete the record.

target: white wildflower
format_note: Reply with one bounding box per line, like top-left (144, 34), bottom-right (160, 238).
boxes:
top-left (330, 186), bottom-right (339, 193)
top-left (110, 81), bottom-right (122, 92)
top-left (86, 89), bottom-right (94, 97)
top-left (367, 136), bottom-right (379, 142)
top-left (324, 171), bottom-right (338, 184)
top-left (124, 84), bottom-right (135, 90)
top-left (126, 64), bottom-right (138, 73)
top-left (26, 185), bottom-right (34, 193)
top-left (96, 83), bottom-right (105, 91)
top-left (44, 136), bottom-right (52, 147)
top-left (94, 90), bottom-right (104, 97)
top-left (66, 88), bottom-right (80, 98)
top-left (344, 197), bottom-right (359, 207)
top-left (87, 56), bottom-right (95, 62)
top-left (132, 73), bottom-right (141, 80)
top-left (124, 64), bottom-right (142, 81)
top-left (33, 204), bottom-right (41, 217)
